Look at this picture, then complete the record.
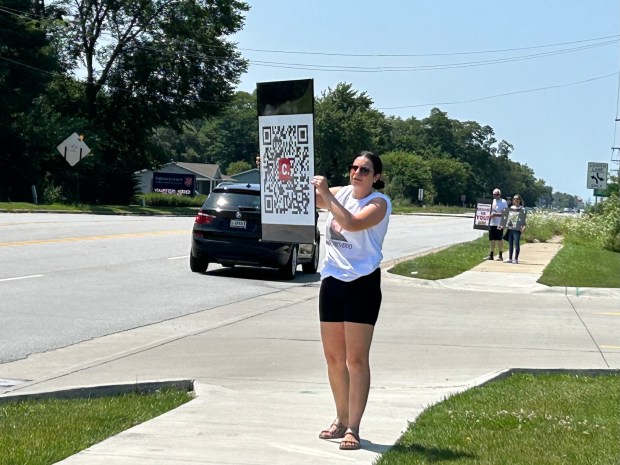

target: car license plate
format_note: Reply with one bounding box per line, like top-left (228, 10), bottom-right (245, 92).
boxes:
top-left (230, 219), bottom-right (247, 229)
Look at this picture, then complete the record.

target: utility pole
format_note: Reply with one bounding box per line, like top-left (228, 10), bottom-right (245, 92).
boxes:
top-left (613, 117), bottom-right (620, 179)
top-left (612, 147), bottom-right (619, 179)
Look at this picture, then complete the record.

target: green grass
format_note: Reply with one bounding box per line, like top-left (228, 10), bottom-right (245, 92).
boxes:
top-left (539, 244), bottom-right (620, 288)
top-left (375, 373), bottom-right (620, 465)
top-left (389, 237), bottom-right (489, 280)
top-left (3, 201), bottom-right (471, 216)
top-left (0, 201), bottom-right (198, 216)
top-left (392, 204), bottom-right (474, 215)
top-left (389, 236), bottom-right (620, 288)
top-left (0, 388), bottom-right (192, 465)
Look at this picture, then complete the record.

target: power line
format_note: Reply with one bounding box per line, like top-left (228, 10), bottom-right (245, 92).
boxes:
top-left (2, 4), bottom-right (618, 114)
top-left (0, 5), bottom-right (618, 63)
top-left (247, 40), bottom-right (617, 73)
top-left (377, 72), bottom-right (619, 110)
top-left (0, 55), bottom-right (233, 106)
top-left (241, 34), bottom-right (620, 58)
top-left (2, 52), bottom-right (617, 112)
top-left (4, 3), bottom-right (615, 76)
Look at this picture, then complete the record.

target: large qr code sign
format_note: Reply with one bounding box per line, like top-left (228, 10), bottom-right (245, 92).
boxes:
top-left (262, 123), bottom-right (311, 216)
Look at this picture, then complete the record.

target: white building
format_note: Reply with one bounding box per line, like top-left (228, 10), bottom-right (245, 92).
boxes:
top-left (135, 162), bottom-right (228, 196)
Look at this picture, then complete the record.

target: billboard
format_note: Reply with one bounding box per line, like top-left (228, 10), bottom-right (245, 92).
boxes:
top-left (152, 172), bottom-right (195, 196)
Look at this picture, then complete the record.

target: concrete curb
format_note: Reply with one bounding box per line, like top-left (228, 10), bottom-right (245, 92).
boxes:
top-left (475, 367), bottom-right (620, 389)
top-left (0, 379), bottom-right (194, 404)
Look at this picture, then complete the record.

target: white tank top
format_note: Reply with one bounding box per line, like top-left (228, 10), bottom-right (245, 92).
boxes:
top-left (320, 185), bottom-right (392, 282)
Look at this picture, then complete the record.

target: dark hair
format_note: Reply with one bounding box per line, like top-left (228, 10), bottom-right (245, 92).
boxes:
top-left (358, 151), bottom-right (385, 190)
top-left (513, 194), bottom-right (523, 203)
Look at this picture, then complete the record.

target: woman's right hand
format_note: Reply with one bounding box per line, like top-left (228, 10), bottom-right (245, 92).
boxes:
top-left (311, 175), bottom-right (330, 196)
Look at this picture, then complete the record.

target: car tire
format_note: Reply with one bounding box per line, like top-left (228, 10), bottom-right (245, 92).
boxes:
top-left (190, 254), bottom-right (209, 273)
top-left (278, 245), bottom-right (297, 280)
top-left (302, 237), bottom-right (320, 274)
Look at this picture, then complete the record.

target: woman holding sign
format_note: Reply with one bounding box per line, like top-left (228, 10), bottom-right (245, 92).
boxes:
top-left (504, 194), bottom-right (527, 264)
top-left (311, 151), bottom-right (391, 451)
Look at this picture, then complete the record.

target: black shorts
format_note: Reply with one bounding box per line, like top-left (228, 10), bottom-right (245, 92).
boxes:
top-left (319, 268), bottom-right (382, 326)
top-left (488, 226), bottom-right (503, 241)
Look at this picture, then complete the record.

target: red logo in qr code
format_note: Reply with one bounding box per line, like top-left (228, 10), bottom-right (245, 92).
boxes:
top-left (278, 159), bottom-right (293, 182)
top-left (184, 177), bottom-right (193, 187)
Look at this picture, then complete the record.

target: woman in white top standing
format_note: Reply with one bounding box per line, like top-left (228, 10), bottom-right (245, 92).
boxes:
top-left (311, 151), bottom-right (391, 451)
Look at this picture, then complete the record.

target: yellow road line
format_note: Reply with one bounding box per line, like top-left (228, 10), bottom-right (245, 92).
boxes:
top-left (0, 230), bottom-right (187, 247)
top-left (594, 313), bottom-right (620, 316)
top-left (600, 345), bottom-right (620, 350)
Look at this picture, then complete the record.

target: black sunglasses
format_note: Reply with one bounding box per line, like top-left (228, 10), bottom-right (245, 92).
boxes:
top-left (349, 165), bottom-right (371, 176)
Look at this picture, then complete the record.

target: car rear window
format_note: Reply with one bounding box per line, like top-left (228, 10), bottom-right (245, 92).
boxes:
top-left (203, 191), bottom-right (260, 210)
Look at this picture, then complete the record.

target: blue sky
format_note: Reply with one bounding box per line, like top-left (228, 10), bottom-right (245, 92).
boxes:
top-left (233, 1), bottom-right (620, 203)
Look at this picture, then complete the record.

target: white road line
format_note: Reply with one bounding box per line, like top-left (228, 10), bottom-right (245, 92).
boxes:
top-left (168, 255), bottom-right (189, 260)
top-left (0, 274), bottom-right (44, 283)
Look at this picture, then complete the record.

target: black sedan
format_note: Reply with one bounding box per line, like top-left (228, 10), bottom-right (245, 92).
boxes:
top-left (190, 183), bottom-right (320, 279)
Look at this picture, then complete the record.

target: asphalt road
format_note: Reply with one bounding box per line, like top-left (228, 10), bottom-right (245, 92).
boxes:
top-left (0, 212), bottom-right (482, 363)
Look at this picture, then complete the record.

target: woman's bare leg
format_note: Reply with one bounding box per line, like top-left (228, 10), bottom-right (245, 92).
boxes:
top-left (342, 321), bottom-right (375, 444)
top-left (320, 321), bottom-right (349, 426)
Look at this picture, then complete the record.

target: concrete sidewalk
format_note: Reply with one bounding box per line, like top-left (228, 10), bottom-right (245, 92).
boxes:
top-left (1, 240), bottom-right (619, 464)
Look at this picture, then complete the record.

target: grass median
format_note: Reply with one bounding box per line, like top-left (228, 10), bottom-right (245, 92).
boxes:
top-left (388, 237), bottom-right (620, 288)
top-left (376, 372), bottom-right (620, 465)
top-left (0, 201), bottom-right (199, 216)
top-left (0, 388), bottom-right (192, 465)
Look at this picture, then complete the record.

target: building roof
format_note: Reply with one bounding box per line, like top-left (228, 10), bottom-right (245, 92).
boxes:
top-left (174, 162), bottom-right (221, 179)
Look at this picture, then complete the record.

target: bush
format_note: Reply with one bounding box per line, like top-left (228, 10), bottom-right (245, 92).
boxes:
top-left (525, 194), bottom-right (620, 252)
top-left (142, 193), bottom-right (206, 207)
top-left (41, 183), bottom-right (65, 204)
top-left (564, 194), bottom-right (620, 252)
top-left (522, 212), bottom-right (565, 243)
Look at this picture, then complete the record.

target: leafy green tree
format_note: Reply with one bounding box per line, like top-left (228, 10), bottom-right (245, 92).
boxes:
top-left (386, 109), bottom-right (517, 201)
top-left (151, 90), bottom-right (257, 169)
top-left (381, 151), bottom-right (434, 204)
top-left (0, 0), bottom-right (59, 200)
top-left (40, 0), bottom-right (249, 203)
top-left (500, 161), bottom-right (548, 207)
top-left (315, 83), bottom-right (389, 184)
top-left (200, 90), bottom-right (258, 167)
top-left (226, 160), bottom-right (251, 175)
top-left (429, 158), bottom-right (471, 205)
top-left (386, 115), bottom-right (425, 153)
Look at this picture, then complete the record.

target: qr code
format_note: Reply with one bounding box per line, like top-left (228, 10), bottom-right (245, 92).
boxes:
top-left (262, 123), bottom-right (311, 215)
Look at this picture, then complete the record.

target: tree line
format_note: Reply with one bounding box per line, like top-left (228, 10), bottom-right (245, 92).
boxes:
top-left (155, 85), bottom-right (557, 207)
top-left (1, 0), bottom-right (575, 207)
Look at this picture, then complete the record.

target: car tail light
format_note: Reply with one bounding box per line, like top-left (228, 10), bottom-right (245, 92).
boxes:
top-left (194, 211), bottom-right (215, 224)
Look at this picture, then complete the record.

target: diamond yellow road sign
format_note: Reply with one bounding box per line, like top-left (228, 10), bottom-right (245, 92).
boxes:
top-left (57, 133), bottom-right (91, 166)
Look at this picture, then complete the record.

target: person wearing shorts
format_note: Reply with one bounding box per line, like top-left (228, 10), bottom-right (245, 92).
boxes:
top-left (311, 151), bottom-right (391, 451)
top-left (485, 188), bottom-right (508, 261)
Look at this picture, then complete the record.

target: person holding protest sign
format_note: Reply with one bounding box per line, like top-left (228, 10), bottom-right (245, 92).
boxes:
top-left (484, 188), bottom-right (508, 261)
top-left (311, 151), bottom-right (391, 451)
top-left (504, 194), bottom-right (527, 264)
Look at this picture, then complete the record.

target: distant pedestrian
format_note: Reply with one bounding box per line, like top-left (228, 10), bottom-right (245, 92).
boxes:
top-left (485, 188), bottom-right (508, 261)
top-left (504, 194), bottom-right (527, 264)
